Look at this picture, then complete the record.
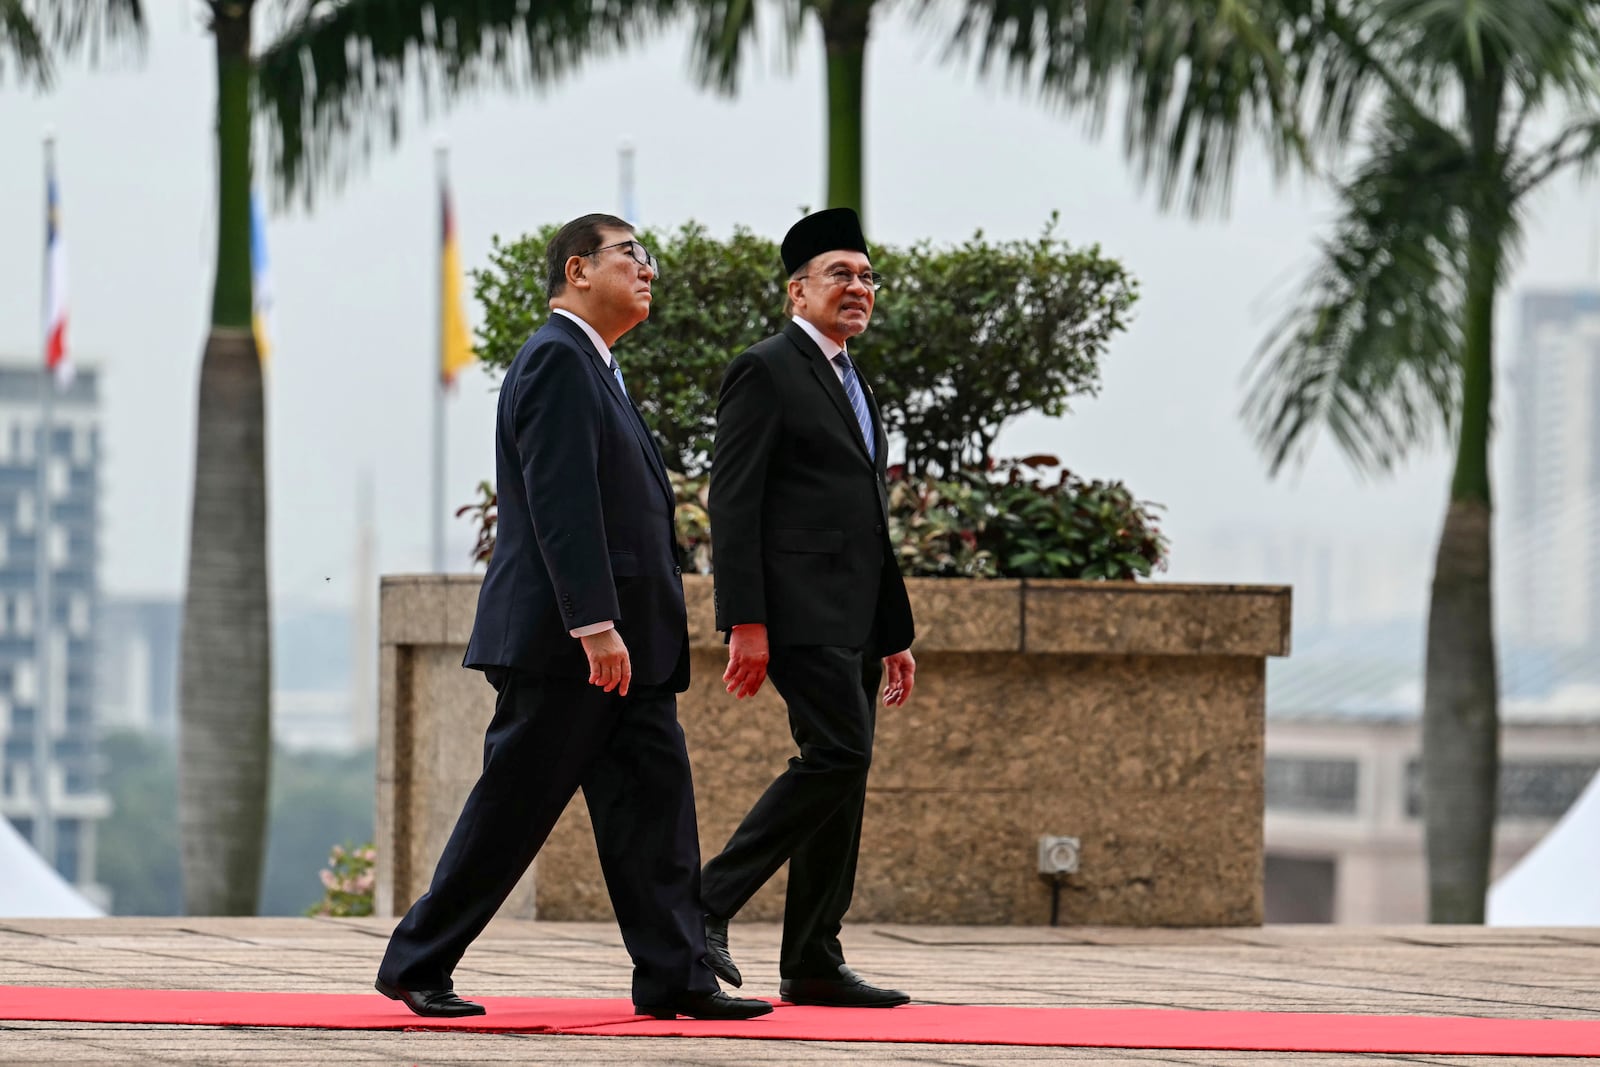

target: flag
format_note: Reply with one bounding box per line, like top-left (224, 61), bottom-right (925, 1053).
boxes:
top-left (44, 151), bottom-right (70, 389)
top-left (250, 187), bottom-right (274, 364)
top-left (439, 178), bottom-right (475, 388)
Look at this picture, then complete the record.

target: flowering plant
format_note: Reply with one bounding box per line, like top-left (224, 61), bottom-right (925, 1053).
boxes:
top-left (306, 842), bottom-right (376, 917)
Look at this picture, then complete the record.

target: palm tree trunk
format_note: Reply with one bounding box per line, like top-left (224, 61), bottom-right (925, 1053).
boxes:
top-left (821, 0), bottom-right (871, 219)
top-left (1422, 507), bottom-right (1497, 921)
top-left (178, 0), bottom-right (271, 916)
top-left (1421, 149), bottom-right (1501, 922)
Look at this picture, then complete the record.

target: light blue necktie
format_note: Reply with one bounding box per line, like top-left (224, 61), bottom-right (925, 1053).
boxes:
top-left (833, 352), bottom-right (876, 462)
top-left (612, 360), bottom-right (626, 396)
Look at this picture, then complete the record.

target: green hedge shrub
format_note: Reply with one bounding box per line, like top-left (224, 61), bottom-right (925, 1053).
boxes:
top-left (466, 218), bottom-right (1165, 578)
top-left (474, 216), bottom-right (1137, 479)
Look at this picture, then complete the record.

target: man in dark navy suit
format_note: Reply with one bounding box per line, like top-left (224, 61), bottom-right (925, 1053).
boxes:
top-left (375, 214), bottom-right (769, 1022)
top-left (700, 208), bottom-right (916, 1008)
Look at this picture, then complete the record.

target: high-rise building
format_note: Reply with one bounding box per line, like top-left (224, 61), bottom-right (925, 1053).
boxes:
top-left (1506, 290), bottom-right (1600, 655)
top-left (96, 597), bottom-right (181, 737)
top-left (0, 364), bottom-right (107, 898)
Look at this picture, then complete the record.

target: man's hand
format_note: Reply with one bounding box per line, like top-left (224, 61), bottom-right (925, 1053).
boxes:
top-left (724, 623), bottom-right (770, 698)
top-left (882, 649), bottom-right (916, 706)
top-left (581, 628), bottom-right (631, 695)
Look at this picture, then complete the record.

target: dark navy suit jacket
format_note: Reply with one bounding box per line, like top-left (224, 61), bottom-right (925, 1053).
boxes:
top-left (463, 313), bottom-right (689, 690)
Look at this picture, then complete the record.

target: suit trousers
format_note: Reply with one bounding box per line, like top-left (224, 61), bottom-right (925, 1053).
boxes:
top-left (700, 644), bottom-right (883, 978)
top-left (377, 668), bottom-right (717, 1004)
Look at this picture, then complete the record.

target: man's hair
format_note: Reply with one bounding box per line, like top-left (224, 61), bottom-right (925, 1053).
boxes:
top-left (546, 213), bottom-right (634, 297)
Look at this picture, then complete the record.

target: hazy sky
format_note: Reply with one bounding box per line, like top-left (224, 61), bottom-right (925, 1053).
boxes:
top-left (2, 5), bottom-right (1596, 623)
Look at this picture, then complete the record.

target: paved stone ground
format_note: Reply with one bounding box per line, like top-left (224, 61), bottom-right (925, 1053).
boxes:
top-left (1, 918), bottom-right (1596, 1065)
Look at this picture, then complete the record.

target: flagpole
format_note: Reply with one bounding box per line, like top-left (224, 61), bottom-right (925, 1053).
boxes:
top-left (431, 144), bottom-right (448, 573)
top-left (619, 140), bottom-right (637, 224)
top-left (34, 134), bottom-right (57, 868)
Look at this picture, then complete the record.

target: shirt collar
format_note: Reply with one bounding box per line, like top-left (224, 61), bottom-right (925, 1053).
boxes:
top-left (552, 308), bottom-right (613, 367)
top-left (792, 314), bottom-right (846, 362)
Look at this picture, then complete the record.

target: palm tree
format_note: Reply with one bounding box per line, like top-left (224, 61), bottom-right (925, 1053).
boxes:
top-left (684, 0), bottom-right (1309, 222)
top-left (18, 0), bottom-right (275, 918)
top-left (1242, 0), bottom-right (1600, 921)
top-left (177, 0), bottom-right (271, 917)
top-left (0, 0), bottom-right (142, 87)
top-left (5, 0), bottom-right (283, 922)
top-left (3, 0), bottom-right (266, 919)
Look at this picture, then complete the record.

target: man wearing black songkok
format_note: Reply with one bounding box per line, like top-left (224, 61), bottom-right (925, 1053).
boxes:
top-left (699, 207), bottom-right (917, 1008)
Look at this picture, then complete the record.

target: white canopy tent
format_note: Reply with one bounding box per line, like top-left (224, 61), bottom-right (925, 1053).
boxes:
top-left (0, 816), bottom-right (102, 917)
top-left (1488, 768), bottom-right (1600, 926)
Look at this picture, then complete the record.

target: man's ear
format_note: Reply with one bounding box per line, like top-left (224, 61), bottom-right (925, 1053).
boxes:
top-left (565, 255), bottom-right (589, 291)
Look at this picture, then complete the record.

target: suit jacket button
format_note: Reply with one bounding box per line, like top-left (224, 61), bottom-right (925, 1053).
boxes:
top-left (674, 566), bottom-right (682, 575)
top-left (874, 523), bottom-right (884, 534)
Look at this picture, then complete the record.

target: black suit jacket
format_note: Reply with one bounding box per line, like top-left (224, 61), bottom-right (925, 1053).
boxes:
top-left (708, 319), bottom-right (914, 655)
top-left (464, 314), bottom-right (689, 690)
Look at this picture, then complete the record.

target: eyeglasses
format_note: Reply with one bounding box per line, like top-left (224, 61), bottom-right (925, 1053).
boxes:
top-left (581, 239), bottom-right (660, 277)
top-left (805, 268), bottom-right (885, 291)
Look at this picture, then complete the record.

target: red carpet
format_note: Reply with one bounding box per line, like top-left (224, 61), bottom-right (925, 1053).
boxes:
top-left (0, 986), bottom-right (641, 1033)
top-left (2, 986), bottom-right (1598, 1056)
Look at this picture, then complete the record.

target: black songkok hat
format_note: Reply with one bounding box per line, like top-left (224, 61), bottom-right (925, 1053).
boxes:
top-left (781, 207), bottom-right (870, 275)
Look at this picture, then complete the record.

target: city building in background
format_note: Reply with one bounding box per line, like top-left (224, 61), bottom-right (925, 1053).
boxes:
top-left (1506, 289), bottom-right (1600, 653)
top-left (1265, 694), bottom-right (1600, 923)
top-left (0, 363), bottom-right (107, 904)
top-left (269, 476), bottom-right (377, 752)
top-left (96, 596), bottom-right (372, 753)
top-left (96, 598), bottom-right (181, 737)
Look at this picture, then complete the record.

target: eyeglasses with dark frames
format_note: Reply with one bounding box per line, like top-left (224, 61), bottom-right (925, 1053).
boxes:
top-left (805, 267), bottom-right (885, 291)
top-left (580, 239), bottom-right (660, 278)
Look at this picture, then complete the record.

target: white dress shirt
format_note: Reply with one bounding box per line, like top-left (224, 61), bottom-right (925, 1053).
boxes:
top-left (553, 308), bottom-right (616, 369)
top-left (792, 315), bottom-right (850, 382)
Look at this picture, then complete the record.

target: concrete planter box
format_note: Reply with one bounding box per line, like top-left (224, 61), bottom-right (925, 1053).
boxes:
top-left (378, 575), bottom-right (1290, 926)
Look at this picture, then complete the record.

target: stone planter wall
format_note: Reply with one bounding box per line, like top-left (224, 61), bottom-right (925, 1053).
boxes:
top-left (377, 575), bottom-right (1290, 925)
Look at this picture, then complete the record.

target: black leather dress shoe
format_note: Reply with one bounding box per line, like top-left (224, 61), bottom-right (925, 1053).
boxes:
top-left (779, 965), bottom-right (910, 1008)
top-left (704, 914), bottom-right (742, 988)
top-left (374, 978), bottom-right (486, 1017)
top-left (636, 989), bottom-right (773, 1020)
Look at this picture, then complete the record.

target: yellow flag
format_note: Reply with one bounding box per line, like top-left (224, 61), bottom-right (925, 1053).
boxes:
top-left (440, 183), bottom-right (475, 387)
top-left (251, 187), bottom-right (273, 365)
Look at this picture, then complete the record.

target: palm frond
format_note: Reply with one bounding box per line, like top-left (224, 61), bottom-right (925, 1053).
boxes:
top-left (1242, 100), bottom-right (1507, 475)
top-left (1513, 114), bottom-right (1600, 194)
top-left (0, 0), bottom-right (50, 87)
top-left (258, 0), bottom-right (677, 205)
top-left (48, 0), bottom-right (144, 57)
top-left (941, 0), bottom-right (1313, 216)
top-left (1376, 0), bottom-right (1600, 107)
top-left (683, 0), bottom-right (812, 94)
top-left (1285, 0), bottom-right (1437, 155)
top-left (684, 0), bottom-right (754, 92)
top-left (0, 0), bottom-right (144, 87)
